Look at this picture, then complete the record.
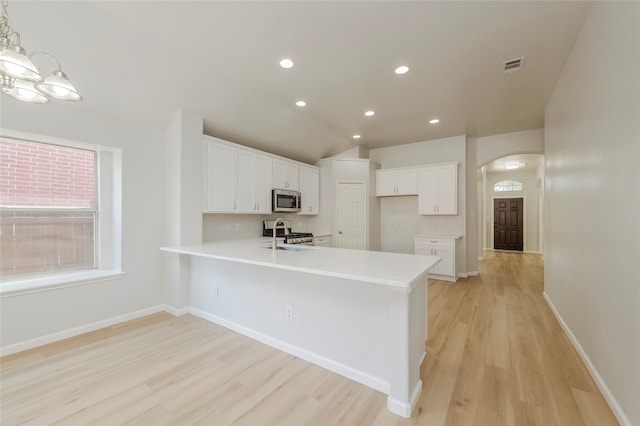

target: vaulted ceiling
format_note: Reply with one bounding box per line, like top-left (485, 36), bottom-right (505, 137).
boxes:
top-left (6, 1), bottom-right (591, 163)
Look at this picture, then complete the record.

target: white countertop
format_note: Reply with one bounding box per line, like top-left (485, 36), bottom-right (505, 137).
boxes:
top-left (161, 238), bottom-right (439, 290)
top-left (414, 234), bottom-right (463, 239)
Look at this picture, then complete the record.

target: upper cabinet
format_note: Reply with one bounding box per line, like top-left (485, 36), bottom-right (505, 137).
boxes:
top-left (203, 136), bottom-right (319, 215)
top-left (273, 160), bottom-right (299, 191)
top-left (299, 165), bottom-right (320, 215)
top-left (237, 150), bottom-right (273, 214)
top-left (204, 140), bottom-right (238, 213)
top-left (417, 163), bottom-right (458, 215)
top-left (376, 168), bottom-right (418, 196)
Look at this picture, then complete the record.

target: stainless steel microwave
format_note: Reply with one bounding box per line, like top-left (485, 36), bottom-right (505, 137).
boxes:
top-left (272, 188), bottom-right (301, 213)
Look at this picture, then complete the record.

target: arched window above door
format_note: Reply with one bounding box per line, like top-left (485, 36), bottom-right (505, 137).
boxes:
top-left (494, 180), bottom-right (523, 192)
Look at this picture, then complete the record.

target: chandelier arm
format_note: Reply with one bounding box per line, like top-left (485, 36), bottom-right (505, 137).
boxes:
top-left (28, 51), bottom-right (61, 71)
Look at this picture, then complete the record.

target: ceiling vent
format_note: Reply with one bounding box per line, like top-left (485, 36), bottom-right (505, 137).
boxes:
top-left (503, 56), bottom-right (525, 73)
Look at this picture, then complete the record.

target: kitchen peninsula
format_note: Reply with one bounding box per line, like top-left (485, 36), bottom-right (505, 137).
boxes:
top-left (161, 240), bottom-right (440, 418)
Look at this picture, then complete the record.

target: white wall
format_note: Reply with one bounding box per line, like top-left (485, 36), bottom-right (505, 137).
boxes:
top-left (202, 213), bottom-right (312, 242)
top-left (465, 138), bottom-right (479, 273)
top-left (544, 2), bottom-right (639, 425)
top-left (310, 158), bottom-right (378, 249)
top-left (476, 128), bottom-right (544, 167)
top-left (164, 110), bottom-right (203, 311)
top-left (370, 136), bottom-right (467, 275)
top-left (0, 101), bottom-right (166, 348)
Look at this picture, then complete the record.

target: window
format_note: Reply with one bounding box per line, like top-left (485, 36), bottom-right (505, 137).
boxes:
top-left (494, 180), bottom-right (523, 192)
top-left (1, 130), bottom-right (122, 291)
top-left (1, 137), bottom-right (97, 279)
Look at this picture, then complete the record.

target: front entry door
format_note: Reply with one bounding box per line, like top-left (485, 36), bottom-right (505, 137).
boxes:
top-left (494, 198), bottom-right (523, 251)
top-left (335, 182), bottom-right (366, 250)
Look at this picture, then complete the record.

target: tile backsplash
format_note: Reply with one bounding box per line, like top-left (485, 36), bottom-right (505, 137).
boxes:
top-left (203, 214), bottom-right (311, 242)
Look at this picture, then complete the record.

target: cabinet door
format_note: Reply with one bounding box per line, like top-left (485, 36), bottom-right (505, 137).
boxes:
top-left (436, 164), bottom-right (457, 215)
top-left (205, 141), bottom-right (238, 212)
top-left (273, 160), bottom-right (299, 191)
top-left (433, 246), bottom-right (454, 276)
top-left (238, 151), bottom-right (272, 213)
top-left (237, 150), bottom-right (257, 213)
top-left (417, 167), bottom-right (438, 214)
top-left (255, 155), bottom-right (273, 213)
top-left (395, 169), bottom-right (418, 195)
top-left (376, 171), bottom-right (397, 196)
top-left (299, 166), bottom-right (319, 215)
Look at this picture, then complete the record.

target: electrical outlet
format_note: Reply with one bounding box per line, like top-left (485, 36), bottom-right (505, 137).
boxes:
top-left (213, 286), bottom-right (219, 298)
top-left (285, 305), bottom-right (294, 321)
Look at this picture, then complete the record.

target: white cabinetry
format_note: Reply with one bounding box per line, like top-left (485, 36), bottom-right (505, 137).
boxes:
top-left (313, 235), bottom-right (331, 247)
top-left (376, 168), bottom-right (417, 196)
top-left (204, 136), bottom-right (320, 215)
top-left (204, 140), bottom-right (238, 212)
top-left (414, 236), bottom-right (458, 281)
top-left (237, 150), bottom-right (272, 214)
top-left (299, 165), bottom-right (320, 215)
top-left (273, 160), bottom-right (299, 191)
top-left (417, 163), bottom-right (457, 215)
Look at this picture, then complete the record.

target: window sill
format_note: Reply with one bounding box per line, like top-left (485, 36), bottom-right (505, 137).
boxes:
top-left (0, 270), bottom-right (127, 298)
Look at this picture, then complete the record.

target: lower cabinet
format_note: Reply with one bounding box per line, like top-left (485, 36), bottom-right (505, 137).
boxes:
top-left (414, 236), bottom-right (457, 282)
top-left (313, 235), bottom-right (331, 247)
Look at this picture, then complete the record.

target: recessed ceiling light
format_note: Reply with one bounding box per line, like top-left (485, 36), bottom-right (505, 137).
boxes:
top-left (364, 110), bottom-right (375, 117)
top-left (395, 66), bottom-right (409, 75)
top-left (353, 134), bottom-right (361, 139)
top-left (504, 162), bottom-right (523, 170)
top-left (279, 59), bottom-right (294, 69)
top-left (429, 118), bottom-right (440, 124)
top-left (295, 100), bottom-right (306, 107)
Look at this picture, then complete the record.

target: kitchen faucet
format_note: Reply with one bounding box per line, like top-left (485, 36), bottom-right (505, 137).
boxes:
top-left (272, 218), bottom-right (289, 252)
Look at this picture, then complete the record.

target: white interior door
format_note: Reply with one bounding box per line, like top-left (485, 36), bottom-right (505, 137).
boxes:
top-left (335, 182), bottom-right (366, 250)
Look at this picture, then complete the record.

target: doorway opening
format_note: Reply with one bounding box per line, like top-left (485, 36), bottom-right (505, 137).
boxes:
top-left (478, 153), bottom-right (544, 255)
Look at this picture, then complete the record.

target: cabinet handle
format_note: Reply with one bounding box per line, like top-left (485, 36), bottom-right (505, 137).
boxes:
top-left (233, 201), bottom-right (236, 210)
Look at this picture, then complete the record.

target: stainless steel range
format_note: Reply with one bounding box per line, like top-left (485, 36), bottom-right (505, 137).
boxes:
top-left (262, 220), bottom-right (314, 245)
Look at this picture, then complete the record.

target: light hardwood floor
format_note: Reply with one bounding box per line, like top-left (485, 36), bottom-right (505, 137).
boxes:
top-left (1, 251), bottom-right (618, 425)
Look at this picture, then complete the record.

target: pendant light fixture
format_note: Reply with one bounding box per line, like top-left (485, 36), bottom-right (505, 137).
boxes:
top-left (0, 0), bottom-right (82, 103)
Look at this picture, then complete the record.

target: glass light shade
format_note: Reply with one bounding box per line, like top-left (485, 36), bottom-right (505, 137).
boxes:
top-left (0, 43), bottom-right (42, 81)
top-left (1, 79), bottom-right (49, 103)
top-left (35, 70), bottom-right (82, 101)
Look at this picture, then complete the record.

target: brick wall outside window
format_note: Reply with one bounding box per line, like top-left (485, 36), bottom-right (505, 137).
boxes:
top-left (0, 138), bottom-right (95, 207)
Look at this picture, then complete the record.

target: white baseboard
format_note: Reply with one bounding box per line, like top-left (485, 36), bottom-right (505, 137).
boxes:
top-left (163, 305), bottom-right (190, 316)
top-left (188, 307), bottom-right (390, 396)
top-left (543, 292), bottom-right (630, 426)
top-left (466, 271), bottom-right (479, 276)
top-left (478, 257), bottom-right (484, 261)
top-left (458, 273), bottom-right (467, 278)
top-left (0, 304), bottom-right (171, 357)
top-left (387, 379), bottom-right (422, 418)
top-left (524, 250), bottom-right (543, 255)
